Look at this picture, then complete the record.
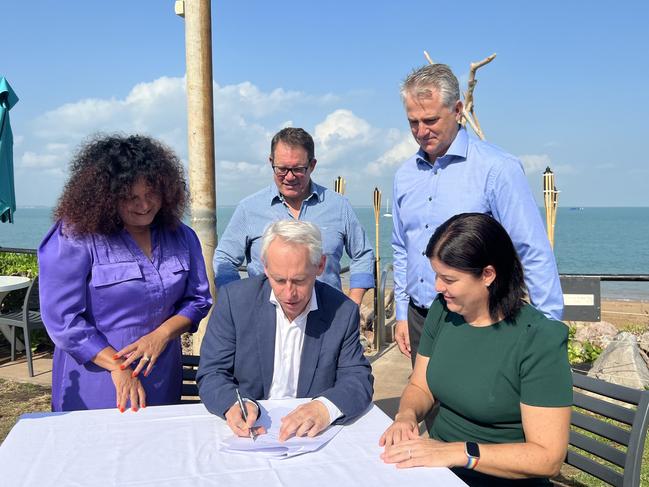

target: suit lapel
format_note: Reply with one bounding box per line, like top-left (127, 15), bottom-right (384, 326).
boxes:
top-left (297, 284), bottom-right (328, 397)
top-left (256, 279), bottom-right (277, 398)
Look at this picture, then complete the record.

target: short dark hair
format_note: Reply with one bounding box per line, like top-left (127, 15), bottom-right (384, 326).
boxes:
top-left (54, 133), bottom-right (188, 236)
top-left (270, 127), bottom-right (315, 162)
top-left (425, 213), bottom-right (527, 321)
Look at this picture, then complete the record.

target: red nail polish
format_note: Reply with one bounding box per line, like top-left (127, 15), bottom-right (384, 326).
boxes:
top-left (142, 403), bottom-right (146, 409)
top-left (112, 354), bottom-right (120, 360)
top-left (132, 406), bottom-right (138, 412)
top-left (120, 407), bottom-right (125, 413)
top-left (131, 371), bottom-right (137, 378)
top-left (120, 364), bottom-right (126, 370)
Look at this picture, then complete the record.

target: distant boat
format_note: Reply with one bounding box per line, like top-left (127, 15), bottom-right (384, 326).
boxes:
top-left (569, 207), bottom-right (585, 211)
top-left (383, 198), bottom-right (392, 218)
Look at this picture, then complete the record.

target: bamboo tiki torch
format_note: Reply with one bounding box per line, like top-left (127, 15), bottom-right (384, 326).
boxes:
top-left (551, 185), bottom-right (559, 247)
top-left (334, 176), bottom-right (346, 195)
top-left (543, 167), bottom-right (555, 249)
top-left (372, 187), bottom-right (381, 351)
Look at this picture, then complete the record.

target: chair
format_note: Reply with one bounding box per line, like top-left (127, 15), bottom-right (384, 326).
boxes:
top-left (566, 371), bottom-right (649, 486)
top-left (0, 276), bottom-right (45, 377)
top-left (181, 354), bottom-right (201, 403)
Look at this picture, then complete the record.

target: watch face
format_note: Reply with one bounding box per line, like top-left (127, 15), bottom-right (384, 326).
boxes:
top-left (466, 441), bottom-right (480, 458)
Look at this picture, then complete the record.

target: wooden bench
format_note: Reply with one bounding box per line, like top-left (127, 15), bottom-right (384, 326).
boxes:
top-left (566, 371), bottom-right (649, 486)
top-left (181, 354), bottom-right (201, 404)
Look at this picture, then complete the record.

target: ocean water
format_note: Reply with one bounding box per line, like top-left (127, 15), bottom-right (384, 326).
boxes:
top-left (1, 207), bottom-right (648, 300)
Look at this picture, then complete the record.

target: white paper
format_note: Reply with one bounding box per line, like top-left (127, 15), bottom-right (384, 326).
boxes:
top-left (220, 398), bottom-right (343, 458)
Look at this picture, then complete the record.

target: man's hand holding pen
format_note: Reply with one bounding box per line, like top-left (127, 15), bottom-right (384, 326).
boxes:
top-left (225, 389), bottom-right (266, 439)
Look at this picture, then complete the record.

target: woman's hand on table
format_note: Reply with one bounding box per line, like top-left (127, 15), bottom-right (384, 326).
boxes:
top-left (379, 411), bottom-right (419, 447)
top-left (110, 368), bottom-right (146, 412)
top-left (381, 437), bottom-right (465, 469)
top-left (114, 327), bottom-right (171, 378)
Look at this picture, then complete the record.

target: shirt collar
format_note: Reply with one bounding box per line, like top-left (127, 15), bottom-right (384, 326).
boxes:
top-left (415, 125), bottom-right (468, 167)
top-left (270, 180), bottom-right (323, 206)
top-left (269, 284), bottom-right (319, 321)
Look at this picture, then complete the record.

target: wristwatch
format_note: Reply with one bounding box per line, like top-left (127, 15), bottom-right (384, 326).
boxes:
top-left (464, 441), bottom-right (480, 470)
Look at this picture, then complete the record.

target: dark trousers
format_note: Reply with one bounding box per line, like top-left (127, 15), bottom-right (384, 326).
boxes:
top-left (407, 299), bottom-right (437, 433)
top-left (407, 299), bottom-right (428, 368)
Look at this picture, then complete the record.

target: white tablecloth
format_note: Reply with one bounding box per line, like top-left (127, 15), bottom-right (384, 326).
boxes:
top-left (0, 401), bottom-right (466, 486)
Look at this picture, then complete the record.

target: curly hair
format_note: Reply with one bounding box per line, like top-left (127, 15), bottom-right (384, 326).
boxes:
top-left (54, 134), bottom-right (188, 236)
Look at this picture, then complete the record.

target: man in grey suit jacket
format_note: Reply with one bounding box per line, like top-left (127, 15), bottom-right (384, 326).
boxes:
top-left (197, 220), bottom-right (373, 441)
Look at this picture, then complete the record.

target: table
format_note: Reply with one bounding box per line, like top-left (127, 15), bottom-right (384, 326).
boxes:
top-left (0, 275), bottom-right (31, 350)
top-left (0, 401), bottom-right (467, 487)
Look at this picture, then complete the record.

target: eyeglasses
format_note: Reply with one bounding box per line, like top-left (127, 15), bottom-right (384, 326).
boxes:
top-left (271, 164), bottom-right (311, 177)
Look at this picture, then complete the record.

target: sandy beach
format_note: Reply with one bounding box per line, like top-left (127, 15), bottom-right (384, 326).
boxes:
top-left (600, 298), bottom-right (649, 329)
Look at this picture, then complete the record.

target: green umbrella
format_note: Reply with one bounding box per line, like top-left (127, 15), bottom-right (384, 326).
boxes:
top-left (0, 77), bottom-right (19, 223)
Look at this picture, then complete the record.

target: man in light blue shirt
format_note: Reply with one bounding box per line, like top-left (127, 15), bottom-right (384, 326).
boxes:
top-left (393, 64), bottom-right (563, 364)
top-left (214, 127), bottom-right (374, 305)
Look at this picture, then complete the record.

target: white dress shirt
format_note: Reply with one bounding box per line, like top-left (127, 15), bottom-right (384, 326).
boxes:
top-left (268, 287), bottom-right (342, 424)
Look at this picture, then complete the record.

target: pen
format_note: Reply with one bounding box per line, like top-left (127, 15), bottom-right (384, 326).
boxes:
top-left (235, 388), bottom-right (257, 441)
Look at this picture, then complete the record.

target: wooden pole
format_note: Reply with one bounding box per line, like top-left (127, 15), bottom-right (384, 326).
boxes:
top-left (372, 187), bottom-right (381, 351)
top-left (177, 0), bottom-right (217, 353)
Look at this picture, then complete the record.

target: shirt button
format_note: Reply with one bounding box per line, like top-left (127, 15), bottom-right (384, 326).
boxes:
top-left (421, 251), bottom-right (425, 256)
top-left (425, 224), bottom-right (429, 229)
top-left (428, 197), bottom-right (432, 202)
top-left (420, 278), bottom-right (424, 283)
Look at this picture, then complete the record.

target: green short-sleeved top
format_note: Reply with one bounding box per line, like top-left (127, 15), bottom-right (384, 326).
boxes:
top-left (418, 295), bottom-right (573, 445)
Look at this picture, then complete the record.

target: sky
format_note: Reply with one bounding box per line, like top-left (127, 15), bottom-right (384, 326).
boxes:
top-left (3, 0), bottom-right (648, 208)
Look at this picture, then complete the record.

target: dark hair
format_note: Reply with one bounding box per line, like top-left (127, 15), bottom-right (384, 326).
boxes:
top-left (425, 213), bottom-right (527, 322)
top-left (54, 134), bottom-right (188, 236)
top-left (270, 127), bottom-right (315, 162)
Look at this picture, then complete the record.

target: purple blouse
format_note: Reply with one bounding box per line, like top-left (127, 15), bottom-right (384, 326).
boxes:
top-left (38, 221), bottom-right (212, 411)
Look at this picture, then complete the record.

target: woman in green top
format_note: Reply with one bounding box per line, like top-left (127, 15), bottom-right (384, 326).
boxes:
top-left (380, 213), bottom-right (572, 486)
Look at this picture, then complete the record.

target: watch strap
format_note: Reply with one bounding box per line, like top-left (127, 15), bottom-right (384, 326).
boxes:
top-left (464, 441), bottom-right (480, 470)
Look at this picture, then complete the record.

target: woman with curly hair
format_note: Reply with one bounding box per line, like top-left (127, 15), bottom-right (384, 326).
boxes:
top-left (38, 134), bottom-right (212, 412)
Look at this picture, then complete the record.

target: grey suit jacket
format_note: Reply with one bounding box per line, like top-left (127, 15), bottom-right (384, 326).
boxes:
top-left (197, 275), bottom-right (373, 423)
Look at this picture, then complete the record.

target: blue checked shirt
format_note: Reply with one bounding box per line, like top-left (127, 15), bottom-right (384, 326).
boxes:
top-left (214, 181), bottom-right (375, 291)
top-left (392, 126), bottom-right (563, 321)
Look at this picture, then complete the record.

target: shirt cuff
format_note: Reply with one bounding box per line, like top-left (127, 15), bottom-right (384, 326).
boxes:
top-left (349, 272), bottom-right (374, 290)
top-left (315, 396), bottom-right (342, 424)
top-left (73, 333), bottom-right (111, 365)
top-left (396, 299), bottom-right (409, 321)
top-left (177, 307), bottom-right (207, 333)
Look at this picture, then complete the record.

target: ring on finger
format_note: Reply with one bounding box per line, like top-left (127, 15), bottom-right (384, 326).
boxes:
top-left (141, 355), bottom-right (151, 362)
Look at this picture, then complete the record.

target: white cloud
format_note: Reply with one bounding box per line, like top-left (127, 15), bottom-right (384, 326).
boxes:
top-left (316, 110), bottom-right (372, 148)
top-left (13, 76), bottom-right (402, 205)
top-left (21, 151), bottom-right (61, 169)
top-left (219, 160), bottom-right (268, 182)
top-left (366, 134), bottom-right (419, 175)
top-left (519, 154), bottom-right (552, 173)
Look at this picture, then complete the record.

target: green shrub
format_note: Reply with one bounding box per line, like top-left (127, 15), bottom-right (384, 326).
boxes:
top-left (568, 326), bottom-right (603, 364)
top-left (0, 252), bottom-right (38, 278)
top-left (0, 253), bottom-right (38, 314)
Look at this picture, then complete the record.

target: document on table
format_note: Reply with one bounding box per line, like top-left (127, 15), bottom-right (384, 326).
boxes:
top-left (220, 398), bottom-right (343, 459)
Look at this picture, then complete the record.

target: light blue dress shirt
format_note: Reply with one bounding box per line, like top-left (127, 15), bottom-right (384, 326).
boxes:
top-left (392, 126), bottom-right (563, 321)
top-left (214, 181), bottom-right (374, 291)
